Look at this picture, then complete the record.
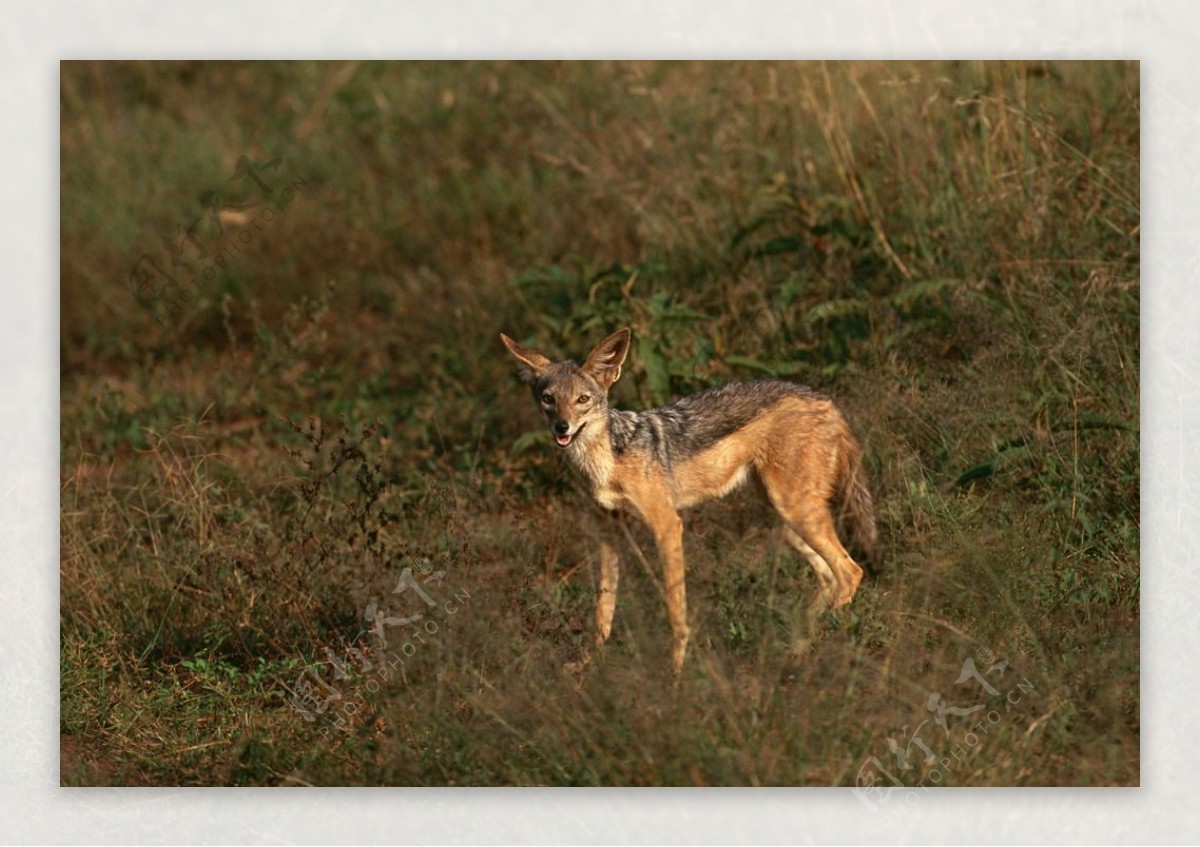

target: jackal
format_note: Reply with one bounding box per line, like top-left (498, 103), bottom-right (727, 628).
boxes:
top-left (500, 327), bottom-right (878, 673)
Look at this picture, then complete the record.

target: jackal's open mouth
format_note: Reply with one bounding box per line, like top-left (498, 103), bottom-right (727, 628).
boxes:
top-left (554, 423), bottom-right (584, 448)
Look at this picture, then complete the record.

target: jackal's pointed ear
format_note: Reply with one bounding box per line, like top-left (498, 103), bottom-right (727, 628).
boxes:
top-left (581, 327), bottom-right (631, 390)
top-left (500, 333), bottom-right (553, 382)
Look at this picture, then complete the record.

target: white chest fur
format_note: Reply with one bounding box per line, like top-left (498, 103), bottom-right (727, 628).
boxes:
top-left (566, 432), bottom-right (622, 509)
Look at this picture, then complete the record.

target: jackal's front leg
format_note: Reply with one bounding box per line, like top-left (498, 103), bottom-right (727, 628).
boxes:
top-left (651, 510), bottom-right (689, 675)
top-left (595, 534), bottom-right (620, 646)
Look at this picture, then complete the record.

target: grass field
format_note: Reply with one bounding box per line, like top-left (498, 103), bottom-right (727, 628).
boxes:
top-left (60, 60), bottom-right (1139, 787)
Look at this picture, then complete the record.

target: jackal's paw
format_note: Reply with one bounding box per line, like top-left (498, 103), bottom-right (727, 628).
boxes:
top-left (788, 636), bottom-right (815, 660)
top-left (563, 649), bottom-right (593, 676)
top-left (669, 630), bottom-right (690, 678)
top-left (807, 591), bottom-right (836, 616)
top-left (832, 590), bottom-right (858, 609)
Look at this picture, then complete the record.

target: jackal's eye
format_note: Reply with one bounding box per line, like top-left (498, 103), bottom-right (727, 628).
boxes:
top-left (576, 394), bottom-right (590, 405)
top-left (540, 392), bottom-right (554, 405)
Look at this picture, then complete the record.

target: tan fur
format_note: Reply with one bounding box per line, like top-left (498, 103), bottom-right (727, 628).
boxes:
top-left (501, 328), bottom-right (878, 674)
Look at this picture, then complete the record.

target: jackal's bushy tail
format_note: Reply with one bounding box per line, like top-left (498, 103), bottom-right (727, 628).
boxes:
top-left (837, 430), bottom-right (880, 572)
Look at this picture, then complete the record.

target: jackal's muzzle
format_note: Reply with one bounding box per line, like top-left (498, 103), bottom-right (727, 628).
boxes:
top-left (552, 419), bottom-right (583, 448)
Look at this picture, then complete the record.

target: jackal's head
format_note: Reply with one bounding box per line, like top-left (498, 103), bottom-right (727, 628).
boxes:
top-left (499, 328), bottom-right (631, 450)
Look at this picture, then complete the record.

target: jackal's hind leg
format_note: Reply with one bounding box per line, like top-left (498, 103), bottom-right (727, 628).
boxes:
top-left (790, 498), bottom-right (863, 607)
top-left (782, 526), bottom-right (838, 611)
top-left (761, 463), bottom-right (864, 610)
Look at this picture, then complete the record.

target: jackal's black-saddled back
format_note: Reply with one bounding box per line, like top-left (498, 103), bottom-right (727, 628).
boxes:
top-left (606, 380), bottom-right (825, 466)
